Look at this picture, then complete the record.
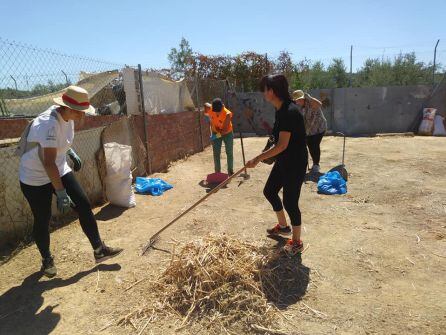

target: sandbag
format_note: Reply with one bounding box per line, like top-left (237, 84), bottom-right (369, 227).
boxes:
top-left (104, 142), bottom-right (136, 207)
top-left (317, 171), bottom-right (347, 195)
top-left (433, 114), bottom-right (446, 136)
top-left (418, 108), bottom-right (437, 135)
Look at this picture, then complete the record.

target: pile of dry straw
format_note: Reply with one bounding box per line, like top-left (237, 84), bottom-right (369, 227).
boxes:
top-left (120, 235), bottom-right (303, 334)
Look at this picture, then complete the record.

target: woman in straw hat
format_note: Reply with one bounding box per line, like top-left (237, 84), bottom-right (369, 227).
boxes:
top-left (292, 90), bottom-right (327, 174)
top-left (19, 86), bottom-right (123, 278)
top-left (246, 75), bottom-right (308, 256)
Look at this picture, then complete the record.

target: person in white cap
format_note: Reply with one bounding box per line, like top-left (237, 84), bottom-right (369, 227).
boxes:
top-left (292, 90), bottom-right (327, 174)
top-left (18, 86), bottom-right (123, 278)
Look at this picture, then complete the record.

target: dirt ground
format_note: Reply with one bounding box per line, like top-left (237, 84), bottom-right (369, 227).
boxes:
top-left (0, 136), bottom-right (445, 335)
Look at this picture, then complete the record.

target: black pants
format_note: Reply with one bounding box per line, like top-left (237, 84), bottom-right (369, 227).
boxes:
top-left (263, 161), bottom-right (306, 226)
top-left (306, 132), bottom-right (324, 165)
top-left (20, 172), bottom-right (102, 259)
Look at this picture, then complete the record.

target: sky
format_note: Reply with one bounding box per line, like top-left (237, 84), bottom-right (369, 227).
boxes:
top-left (1, 0), bottom-right (445, 72)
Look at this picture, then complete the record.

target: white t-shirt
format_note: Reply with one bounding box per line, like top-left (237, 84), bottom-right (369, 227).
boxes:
top-left (19, 106), bottom-right (74, 186)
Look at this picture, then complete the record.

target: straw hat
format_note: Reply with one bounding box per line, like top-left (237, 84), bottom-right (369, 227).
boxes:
top-left (292, 89), bottom-right (305, 100)
top-left (53, 85), bottom-right (95, 114)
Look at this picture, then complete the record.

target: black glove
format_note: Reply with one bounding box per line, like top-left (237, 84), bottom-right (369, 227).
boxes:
top-left (67, 148), bottom-right (82, 172)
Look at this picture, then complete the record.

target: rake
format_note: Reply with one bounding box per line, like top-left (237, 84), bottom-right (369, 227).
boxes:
top-left (141, 166), bottom-right (247, 255)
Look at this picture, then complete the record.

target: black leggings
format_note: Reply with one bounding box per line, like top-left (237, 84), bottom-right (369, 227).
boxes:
top-left (263, 162), bottom-right (306, 226)
top-left (20, 172), bottom-right (102, 259)
top-left (306, 132), bottom-right (324, 165)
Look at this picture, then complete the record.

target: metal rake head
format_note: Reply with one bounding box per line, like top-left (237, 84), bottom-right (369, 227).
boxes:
top-left (141, 235), bottom-right (161, 255)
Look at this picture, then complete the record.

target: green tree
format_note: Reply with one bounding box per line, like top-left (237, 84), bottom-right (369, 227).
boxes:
top-left (308, 61), bottom-right (332, 89)
top-left (167, 37), bottom-right (194, 79)
top-left (292, 58), bottom-right (311, 90)
top-left (275, 50), bottom-right (295, 83)
top-left (392, 52), bottom-right (431, 85)
top-left (356, 58), bottom-right (394, 87)
top-left (328, 58), bottom-right (349, 87)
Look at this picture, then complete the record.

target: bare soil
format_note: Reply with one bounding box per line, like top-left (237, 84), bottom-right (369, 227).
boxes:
top-left (0, 136), bottom-right (445, 335)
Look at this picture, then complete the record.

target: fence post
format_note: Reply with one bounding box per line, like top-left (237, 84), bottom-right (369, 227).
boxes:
top-left (138, 64), bottom-right (152, 175)
top-left (10, 75), bottom-right (18, 91)
top-left (195, 76), bottom-right (204, 151)
top-left (433, 39), bottom-right (440, 87)
top-left (349, 45), bottom-right (353, 87)
top-left (330, 88), bottom-right (335, 133)
top-left (61, 70), bottom-right (69, 86)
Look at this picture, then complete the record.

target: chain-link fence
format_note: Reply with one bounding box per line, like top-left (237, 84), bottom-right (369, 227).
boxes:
top-left (0, 38), bottom-right (127, 118)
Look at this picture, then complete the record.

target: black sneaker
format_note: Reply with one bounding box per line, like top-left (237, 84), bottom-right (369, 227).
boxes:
top-left (94, 242), bottom-right (123, 263)
top-left (266, 223), bottom-right (292, 236)
top-left (41, 256), bottom-right (57, 278)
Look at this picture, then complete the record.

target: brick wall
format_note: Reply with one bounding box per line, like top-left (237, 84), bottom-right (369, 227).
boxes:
top-left (0, 119), bottom-right (29, 140)
top-left (0, 115), bottom-right (124, 140)
top-left (131, 110), bottom-right (210, 173)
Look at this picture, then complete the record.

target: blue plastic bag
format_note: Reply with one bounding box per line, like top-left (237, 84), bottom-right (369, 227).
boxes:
top-left (317, 171), bottom-right (347, 195)
top-left (135, 177), bottom-right (173, 196)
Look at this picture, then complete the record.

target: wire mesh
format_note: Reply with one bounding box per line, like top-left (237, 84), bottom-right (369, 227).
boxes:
top-left (0, 38), bottom-right (127, 117)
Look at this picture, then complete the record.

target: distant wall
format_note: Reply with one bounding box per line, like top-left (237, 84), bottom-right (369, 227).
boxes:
top-left (311, 85), bottom-right (431, 135)
top-left (228, 92), bottom-right (275, 135)
top-left (228, 85), bottom-right (441, 135)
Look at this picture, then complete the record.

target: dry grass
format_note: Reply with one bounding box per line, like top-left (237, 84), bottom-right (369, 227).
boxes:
top-left (119, 235), bottom-right (308, 334)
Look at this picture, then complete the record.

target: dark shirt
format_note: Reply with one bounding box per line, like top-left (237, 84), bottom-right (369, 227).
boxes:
top-left (272, 100), bottom-right (308, 165)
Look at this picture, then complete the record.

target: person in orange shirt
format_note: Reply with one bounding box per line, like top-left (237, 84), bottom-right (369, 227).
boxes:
top-left (204, 98), bottom-right (234, 175)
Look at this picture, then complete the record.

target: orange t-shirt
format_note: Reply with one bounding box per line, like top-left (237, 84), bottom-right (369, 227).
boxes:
top-left (205, 107), bottom-right (233, 135)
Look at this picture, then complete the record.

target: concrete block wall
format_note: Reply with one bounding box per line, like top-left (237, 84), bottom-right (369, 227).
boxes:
top-left (322, 85), bottom-right (430, 135)
top-left (229, 85), bottom-right (439, 136)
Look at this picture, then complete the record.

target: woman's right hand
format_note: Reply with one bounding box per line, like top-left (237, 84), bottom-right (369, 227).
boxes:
top-left (246, 157), bottom-right (260, 168)
top-left (55, 189), bottom-right (74, 214)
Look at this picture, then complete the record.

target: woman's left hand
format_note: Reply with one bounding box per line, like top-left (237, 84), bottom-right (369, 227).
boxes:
top-left (67, 148), bottom-right (82, 172)
top-left (246, 157), bottom-right (260, 168)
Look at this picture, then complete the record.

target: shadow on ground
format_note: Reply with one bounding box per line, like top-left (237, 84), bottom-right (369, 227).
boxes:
top-left (262, 235), bottom-right (310, 309)
top-left (0, 263), bottom-right (121, 335)
top-left (304, 171), bottom-right (324, 183)
top-left (94, 204), bottom-right (129, 221)
top-left (198, 180), bottom-right (228, 194)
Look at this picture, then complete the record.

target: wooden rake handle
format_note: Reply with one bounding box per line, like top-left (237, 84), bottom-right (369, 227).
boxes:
top-left (141, 166), bottom-right (247, 255)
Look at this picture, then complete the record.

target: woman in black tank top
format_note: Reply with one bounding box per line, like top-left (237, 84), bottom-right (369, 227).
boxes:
top-left (246, 74), bottom-right (308, 256)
